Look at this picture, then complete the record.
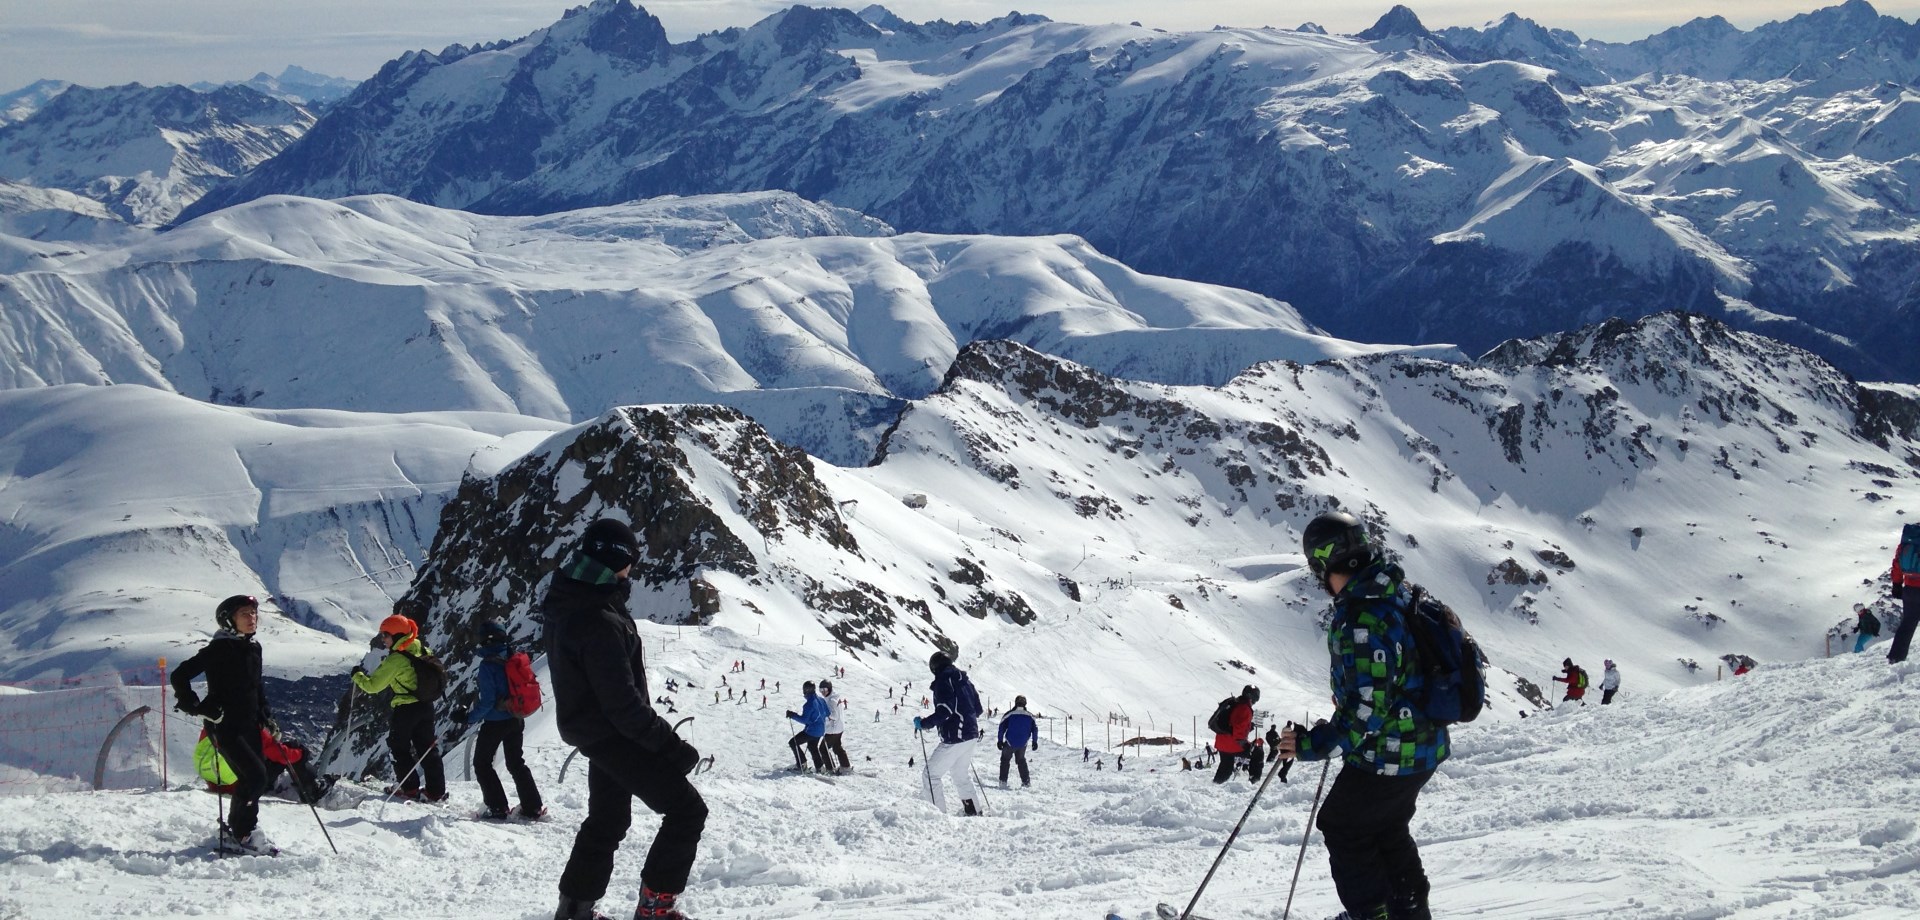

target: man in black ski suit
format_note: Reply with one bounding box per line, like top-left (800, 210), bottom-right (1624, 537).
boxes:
top-left (548, 518), bottom-right (707, 920)
top-left (170, 594), bottom-right (280, 855)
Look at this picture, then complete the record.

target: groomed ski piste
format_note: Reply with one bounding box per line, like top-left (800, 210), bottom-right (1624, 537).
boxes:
top-left (3, 635), bottom-right (1916, 919)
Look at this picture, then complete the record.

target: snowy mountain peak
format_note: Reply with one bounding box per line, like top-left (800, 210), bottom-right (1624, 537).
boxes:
top-left (551, 0), bottom-right (671, 63)
top-left (1357, 5), bottom-right (1437, 42)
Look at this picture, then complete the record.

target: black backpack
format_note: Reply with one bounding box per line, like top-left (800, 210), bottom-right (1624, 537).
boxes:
top-left (1206, 696), bottom-right (1238, 735)
top-left (1400, 584), bottom-right (1487, 725)
top-left (403, 647), bottom-right (447, 703)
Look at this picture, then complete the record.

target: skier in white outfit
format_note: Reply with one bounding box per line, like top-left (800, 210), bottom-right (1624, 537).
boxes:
top-left (1600, 660), bottom-right (1622, 705)
top-left (914, 651), bottom-right (984, 816)
top-left (820, 678), bottom-right (851, 774)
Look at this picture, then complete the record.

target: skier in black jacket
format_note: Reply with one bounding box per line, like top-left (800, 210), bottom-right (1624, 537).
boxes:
top-left (548, 518), bottom-right (706, 920)
top-left (169, 594), bottom-right (279, 856)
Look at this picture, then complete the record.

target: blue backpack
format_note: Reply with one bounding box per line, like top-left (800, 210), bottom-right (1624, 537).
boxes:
top-left (1900, 524), bottom-right (1920, 575)
top-left (1400, 585), bottom-right (1486, 725)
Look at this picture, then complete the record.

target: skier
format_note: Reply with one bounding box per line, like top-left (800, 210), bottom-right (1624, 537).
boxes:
top-left (1275, 509), bottom-right (1449, 920)
top-left (461, 620), bottom-right (545, 820)
top-left (785, 681), bottom-right (830, 773)
top-left (913, 650), bottom-right (984, 816)
top-left (170, 594), bottom-right (281, 855)
top-left (1599, 660), bottom-right (1622, 705)
top-left (351, 610), bottom-right (447, 802)
top-left (1855, 604), bottom-right (1882, 653)
top-left (819, 679), bottom-right (852, 775)
top-left (1551, 658), bottom-right (1588, 703)
top-left (1891, 524), bottom-right (1920, 663)
top-left (547, 518), bottom-right (706, 920)
top-left (997, 696), bottom-right (1039, 787)
top-left (1211, 686), bottom-right (1265, 785)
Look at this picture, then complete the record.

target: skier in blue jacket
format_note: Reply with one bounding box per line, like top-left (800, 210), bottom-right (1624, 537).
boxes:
top-left (461, 620), bottom-right (544, 820)
top-left (914, 651), bottom-right (984, 815)
top-left (785, 681), bottom-right (830, 772)
top-left (996, 696), bottom-right (1039, 787)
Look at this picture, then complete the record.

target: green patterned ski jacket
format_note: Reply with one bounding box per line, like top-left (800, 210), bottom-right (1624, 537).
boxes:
top-left (1295, 561), bottom-right (1450, 775)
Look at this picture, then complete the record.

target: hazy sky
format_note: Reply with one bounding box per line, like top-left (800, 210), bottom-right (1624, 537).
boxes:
top-left (3, 0), bottom-right (1917, 91)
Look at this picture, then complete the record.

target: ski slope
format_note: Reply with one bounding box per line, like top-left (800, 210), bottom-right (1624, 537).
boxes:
top-left (1, 638), bottom-right (1913, 919)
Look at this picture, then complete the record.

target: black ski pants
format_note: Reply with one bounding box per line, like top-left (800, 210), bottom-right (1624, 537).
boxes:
top-left (789, 730), bottom-right (825, 770)
top-left (475, 717), bottom-right (542, 814)
top-left (1889, 589), bottom-right (1919, 663)
top-left (559, 736), bottom-right (708, 900)
top-left (1211, 744), bottom-right (1264, 784)
top-left (999, 745), bottom-right (1032, 785)
top-left (822, 732), bottom-right (850, 771)
top-left (1316, 765), bottom-right (1433, 918)
top-left (208, 720), bottom-right (269, 839)
top-left (388, 700), bottom-right (445, 796)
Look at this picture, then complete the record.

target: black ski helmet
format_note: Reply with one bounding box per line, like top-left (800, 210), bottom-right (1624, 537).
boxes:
top-left (579, 517), bottom-right (640, 571)
top-left (478, 620), bottom-right (510, 645)
top-left (1241, 685), bottom-right (1260, 704)
top-left (928, 650), bottom-right (953, 675)
top-left (215, 594), bottom-right (258, 630)
top-left (1302, 510), bottom-right (1376, 588)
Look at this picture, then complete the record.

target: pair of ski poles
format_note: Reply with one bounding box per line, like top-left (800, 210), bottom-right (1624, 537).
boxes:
top-left (1170, 734), bottom-right (1333, 920)
top-left (206, 720), bottom-right (339, 855)
top-left (914, 727), bottom-right (991, 816)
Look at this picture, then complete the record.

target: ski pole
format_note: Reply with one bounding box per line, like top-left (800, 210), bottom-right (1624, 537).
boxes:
top-left (207, 728), bottom-right (228, 848)
top-left (1281, 757), bottom-right (1334, 920)
top-left (295, 754), bottom-right (340, 855)
top-left (1175, 751), bottom-right (1292, 920)
top-left (916, 730), bottom-right (936, 807)
top-left (970, 762), bottom-right (991, 815)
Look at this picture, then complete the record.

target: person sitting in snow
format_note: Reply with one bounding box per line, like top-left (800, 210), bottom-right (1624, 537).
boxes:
top-left (1855, 604), bottom-right (1881, 654)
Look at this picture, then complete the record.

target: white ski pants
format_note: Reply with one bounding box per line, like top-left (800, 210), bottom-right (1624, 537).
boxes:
top-left (924, 738), bottom-right (978, 813)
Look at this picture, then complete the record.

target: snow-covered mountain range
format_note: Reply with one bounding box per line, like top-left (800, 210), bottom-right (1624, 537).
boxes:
top-left (0, 191), bottom-right (1445, 464)
top-left (0, 80), bottom-right (72, 127)
top-left (170, 1), bottom-right (1920, 382)
top-left (189, 66), bottom-right (360, 108)
top-left (0, 83), bottom-right (314, 226)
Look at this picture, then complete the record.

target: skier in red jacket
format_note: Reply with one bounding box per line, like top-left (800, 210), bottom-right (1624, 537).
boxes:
top-left (1211, 685), bottom-right (1265, 784)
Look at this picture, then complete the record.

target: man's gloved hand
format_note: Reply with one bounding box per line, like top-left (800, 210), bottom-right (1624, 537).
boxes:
top-left (912, 716), bottom-right (924, 732)
top-left (786, 710), bottom-right (799, 720)
top-left (668, 738), bottom-right (701, 775)
top-left (453, 707), bottom-right (472, 724)
top-left (998, 741), bottom-right (1009, 751)
top-left (351, 664), bottom-right (366, 677)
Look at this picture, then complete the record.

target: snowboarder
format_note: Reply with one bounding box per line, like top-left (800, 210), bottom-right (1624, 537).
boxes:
top-left (819, 679), bottom-right (851, 774)
top-left (461, 620), bottom-right (544, 820)
top-left (546, 519), bottom-right (706, 920)
top-left (1276, 509), bottom-right (1449, 920)
top-left (997, 696), bottom-right (1039, 787)
top-left (1211, 686), bottom-right (1265, 785)
top-left (351, 608), bottom-right (447, 802)
top-left (1552, 658), bottom-right (1588, 703)
top-left (1600, 660), bottom-right (1622, 705)
top-left (170, 594), bottom-right (281, 856)
top-left (914, 650), bottom-right (984, 816)
top-left (785, 681), bottom-right (829, 772)
top-left (1855, 604), bottom-right (1882, 653)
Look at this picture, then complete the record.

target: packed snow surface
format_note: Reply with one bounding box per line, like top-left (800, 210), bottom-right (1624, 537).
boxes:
top-left (0, 644), bottom-right (1914, 918)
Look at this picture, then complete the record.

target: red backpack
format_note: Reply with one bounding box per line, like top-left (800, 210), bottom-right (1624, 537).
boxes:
top-left (504, 651), bottom-right (542, 718)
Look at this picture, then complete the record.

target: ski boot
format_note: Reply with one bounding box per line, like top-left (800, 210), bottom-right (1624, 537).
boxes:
top-left (635, 886), bottom-right (694, 919)
top-left (216, 825), bottom-right (279, 857)
top-left (962, 798), bottom-right (980, 817)
top-left (555, 894), bottom-right (613, 920)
